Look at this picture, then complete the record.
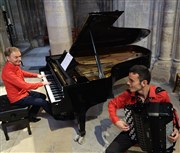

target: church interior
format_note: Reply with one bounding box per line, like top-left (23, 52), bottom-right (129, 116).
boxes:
top-left (0, 0), bottom-right (180, 152)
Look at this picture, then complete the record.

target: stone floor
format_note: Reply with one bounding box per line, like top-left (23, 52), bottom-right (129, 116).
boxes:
top-left (0, 45), bottom-right (179, 153)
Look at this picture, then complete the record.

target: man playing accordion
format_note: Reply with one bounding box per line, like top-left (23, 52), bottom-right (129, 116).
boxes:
top-left (105, 65), bottom-right (179, 153)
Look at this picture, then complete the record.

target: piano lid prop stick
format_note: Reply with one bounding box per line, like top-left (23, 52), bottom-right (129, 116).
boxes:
top-left (89, 29), bottom-right (105, 79)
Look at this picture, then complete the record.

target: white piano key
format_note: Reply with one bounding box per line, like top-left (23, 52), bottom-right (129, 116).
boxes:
top-left (40, 71), bottom-right (60, 103)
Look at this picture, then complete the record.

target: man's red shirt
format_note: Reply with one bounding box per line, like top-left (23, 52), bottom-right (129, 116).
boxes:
top-left (108, 85), bottom-right (179, 128)
top-left (1, 61), bottom-right (43, 103)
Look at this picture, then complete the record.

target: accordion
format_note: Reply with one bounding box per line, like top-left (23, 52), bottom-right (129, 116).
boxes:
top-left (124, 102), bottom-right (174, 152)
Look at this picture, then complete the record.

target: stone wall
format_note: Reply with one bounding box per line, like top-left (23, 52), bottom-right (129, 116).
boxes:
top-left (0, 8), bottom-right (10, 85)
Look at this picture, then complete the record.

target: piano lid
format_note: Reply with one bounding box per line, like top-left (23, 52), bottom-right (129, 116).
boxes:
top-left (69, 10), bottom-right (150, 56)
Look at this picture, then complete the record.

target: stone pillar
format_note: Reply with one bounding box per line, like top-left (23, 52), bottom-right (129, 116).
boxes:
top-left (29, 0), bottom-right (45, 47)
top-left (16, 0), bottom-right (29, 42)
top-left (113, 0), bottom-right (125, 27)
top-left (150, 0), bottom-right (164, 66)
top-left (34, 0), bottom-right (45, 36)
top-left (0, 8), bottom-right (11, 85)
top-left (73, 0), bottom-right (100, 28)
top-left (171, 0), bottom-right (180, 82)
top-left (152, 0), bottom-right (177, 83)
top-left (43, 0), bottom-right (73, 55)
top-left (124, 0), bottom-right (152, 47)
top-left (34, 0), bottom-right (47, 47)
top-left (8, 0), bottom-right (25, 43)
top-left (20, 0), bottom-right (46, 47)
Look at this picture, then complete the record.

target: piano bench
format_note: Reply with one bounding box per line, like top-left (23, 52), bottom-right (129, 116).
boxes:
top-left (0, 95), bottom-right (32, 141)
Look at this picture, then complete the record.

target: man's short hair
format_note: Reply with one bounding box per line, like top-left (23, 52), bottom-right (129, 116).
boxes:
top-left (129, 65), bottom-right (151, 84)
top-left (4, 47), bottom-right (20, 57)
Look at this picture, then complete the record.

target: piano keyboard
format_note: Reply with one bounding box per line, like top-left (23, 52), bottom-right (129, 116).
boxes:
top-left (40, 71), bottom-right (64, 103)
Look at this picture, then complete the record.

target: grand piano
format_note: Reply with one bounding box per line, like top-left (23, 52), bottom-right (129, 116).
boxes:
top-left (39, 11), bottom-right (151, 144)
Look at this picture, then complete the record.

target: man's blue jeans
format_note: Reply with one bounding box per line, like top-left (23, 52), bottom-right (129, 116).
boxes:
top-left (13, 91), bottom-right (52, 118)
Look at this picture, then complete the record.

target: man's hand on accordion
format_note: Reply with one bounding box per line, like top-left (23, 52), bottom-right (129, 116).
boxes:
top-left (168, 128), bottom-right (179, 142)
top-left (115, 120), bottom-right (130, 131)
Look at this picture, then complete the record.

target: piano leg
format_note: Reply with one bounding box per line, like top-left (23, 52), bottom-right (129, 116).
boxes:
top-left (74, 109), bottom-right (86, 144)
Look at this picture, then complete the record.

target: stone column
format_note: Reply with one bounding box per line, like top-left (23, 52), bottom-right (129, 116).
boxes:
top-left (43, 0), bottom-right (73, 55)
top-left (20, 0), bottom-right (46, 47)
top-left (171, 0), bottom-right (180, 82)
top-left (0, 8), bottom-right (11, 85)
top-left (151, 0), bottom-right (177, 83)
top-left (150, 0), bottom-right (164, 66)
top-left (113, 0), bottom-right (125, 27)
top-left (7, 0), bottom-right (25, 43)
top-left (16, 0), bottom-right (28, 42)
top-left (124, 0), bottom-right (152, 47)
top-left (73, 0), bottom-right (100, 28)
top-left (34, 0), bottom-right (41, 35)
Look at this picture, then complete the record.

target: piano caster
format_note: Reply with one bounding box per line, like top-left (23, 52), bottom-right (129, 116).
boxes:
top-left (102, 131), bottom-right (110, 148)
top-left (74, 134), bottom-right (85, 144)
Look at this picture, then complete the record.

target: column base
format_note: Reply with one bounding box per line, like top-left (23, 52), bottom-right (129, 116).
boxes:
top-left (171, 62), bottom-right (180, 84)
top-left (151, 60), bottom-right (171, 83)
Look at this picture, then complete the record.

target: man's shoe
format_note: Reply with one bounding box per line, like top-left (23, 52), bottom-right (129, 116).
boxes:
top-left (29, 117), bottom-right (41, 122)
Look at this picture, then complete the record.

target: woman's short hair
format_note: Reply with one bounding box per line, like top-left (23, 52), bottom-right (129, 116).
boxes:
top-left (4, 47), bottom-right (20, 57)
top-left (129, 65), bottom-right (151, 84)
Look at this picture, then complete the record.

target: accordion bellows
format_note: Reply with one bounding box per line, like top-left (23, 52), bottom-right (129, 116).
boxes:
top-left (124, 102), bottom-right (174, 152)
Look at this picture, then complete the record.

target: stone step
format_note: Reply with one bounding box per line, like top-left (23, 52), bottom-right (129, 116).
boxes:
top-left (14, 42), bottom-right (31, 56)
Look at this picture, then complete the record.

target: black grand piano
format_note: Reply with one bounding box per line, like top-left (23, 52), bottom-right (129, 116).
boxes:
top-left (39, 11), bottom-right (151, 144)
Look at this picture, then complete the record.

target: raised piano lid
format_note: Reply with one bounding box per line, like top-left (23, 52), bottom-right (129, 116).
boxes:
top-left (69, 10), bottom-right (150, 57)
